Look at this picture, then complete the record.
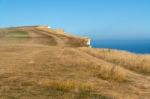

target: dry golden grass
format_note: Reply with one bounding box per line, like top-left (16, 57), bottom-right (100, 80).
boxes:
top-left (80, 47), bottom-right (150, 75)
top-left (35, 79), bottom-right (111, 99)
top-left (55, 48), bottom-right (129, 82)
top-left (0, 26), bottom-right (150, 99)
top-left (93, 64), bottom-right (128, 82)
top-left (37, 79), bottom-right (94, 92)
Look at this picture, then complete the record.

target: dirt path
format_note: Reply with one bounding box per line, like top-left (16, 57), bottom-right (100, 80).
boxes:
top-left (31, 29), bottom-right (66, 47)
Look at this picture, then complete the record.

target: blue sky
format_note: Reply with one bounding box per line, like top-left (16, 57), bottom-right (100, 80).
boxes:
top-left (0, 0), bottom-right (150, 40)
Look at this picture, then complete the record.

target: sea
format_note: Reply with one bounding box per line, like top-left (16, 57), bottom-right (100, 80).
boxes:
top-left (91, 40), bottom-right (150, 54)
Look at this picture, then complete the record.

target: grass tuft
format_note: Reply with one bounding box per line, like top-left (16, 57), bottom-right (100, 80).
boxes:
top-left (38, 79), bottom-right (94, 92)
top-left (80, 47), bottom-right (150, 75)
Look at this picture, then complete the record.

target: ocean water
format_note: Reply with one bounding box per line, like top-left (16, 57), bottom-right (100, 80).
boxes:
top-left (91, 40), bottom-right (150, 54)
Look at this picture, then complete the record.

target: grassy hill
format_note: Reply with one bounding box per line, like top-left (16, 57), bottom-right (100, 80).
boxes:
top-left (0, 26), bottom-right (150, 99)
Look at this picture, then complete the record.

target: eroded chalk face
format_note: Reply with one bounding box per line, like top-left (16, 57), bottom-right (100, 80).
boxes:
top-left (86, 39), bottom-right (91, 48)
top-left (87, 39), bottom-right (91, 45)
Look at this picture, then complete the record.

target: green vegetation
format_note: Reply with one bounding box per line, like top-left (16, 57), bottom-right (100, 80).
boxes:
top-left (7, 30), bottom-right (29, 37)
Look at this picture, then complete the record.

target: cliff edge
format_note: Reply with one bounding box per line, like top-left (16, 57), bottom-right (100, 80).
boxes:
top-left (0, 26), bottom-right (150, 99)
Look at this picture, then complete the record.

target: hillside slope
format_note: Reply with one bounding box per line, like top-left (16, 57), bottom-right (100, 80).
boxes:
top-left (0, 26), bottom-right (150, 99)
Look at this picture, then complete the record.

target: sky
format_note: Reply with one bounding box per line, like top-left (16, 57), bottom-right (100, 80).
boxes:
top-left (0, 0), bottom-right (150, 40)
